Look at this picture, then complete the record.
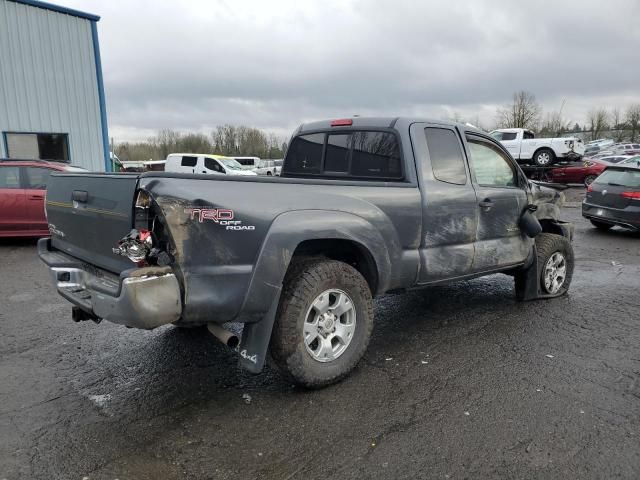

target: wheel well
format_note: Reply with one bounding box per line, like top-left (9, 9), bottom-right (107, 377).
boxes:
top-left (538, 219), bottom-right (563, 236)
top-left (291, 239), bottom-right (378, 294)
top-left (534, 147), bottom-right (555, 158)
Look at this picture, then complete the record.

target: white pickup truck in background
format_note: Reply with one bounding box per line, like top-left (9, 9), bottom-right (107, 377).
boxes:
top-left (491, 128), bottom-right (585, 166)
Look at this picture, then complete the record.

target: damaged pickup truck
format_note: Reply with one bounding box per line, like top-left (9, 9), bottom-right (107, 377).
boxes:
top-left (39, 117), bottom-right (574, 388)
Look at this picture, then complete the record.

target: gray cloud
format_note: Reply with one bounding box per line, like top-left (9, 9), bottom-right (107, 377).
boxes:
top-left (67, 0), bottom-right (640, 141)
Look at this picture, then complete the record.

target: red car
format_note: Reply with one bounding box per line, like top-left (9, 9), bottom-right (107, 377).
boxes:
top-left (0, 160), bottom-right (85, 238)
top-left (547, 159), bottom-right (608, 186)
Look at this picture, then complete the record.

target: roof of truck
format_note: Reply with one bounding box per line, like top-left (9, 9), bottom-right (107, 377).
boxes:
top-left (297, 117), bottom-right (484, 134)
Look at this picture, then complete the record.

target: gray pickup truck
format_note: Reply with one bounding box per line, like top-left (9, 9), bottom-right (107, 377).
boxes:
top-left (39, 117), bottom-right (574, 387)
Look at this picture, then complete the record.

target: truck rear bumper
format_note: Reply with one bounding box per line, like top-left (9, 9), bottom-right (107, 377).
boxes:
top-left (38, 238), bottom-right (182, 329)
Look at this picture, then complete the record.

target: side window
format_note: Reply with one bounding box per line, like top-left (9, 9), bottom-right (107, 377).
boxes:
top-left (325, 134), bottom-right (351, 172)
top-left (523, 131), bottom-right (534, 140)
top-left (284, 133), bottom-right (324, 174)
top-left (424, 127), bottom-right (467, 185)
top-left (467, 138), bottom-right (517, 188)
top-left (351, 132), bottom-right (402, 179)
top-left (0, 167), bottom-right (21, 188)
top-left (204, 158), bottom-right (224, 173)
top-left (501, 132), bottom-right (517, 141)
top-left (24, 167), bottom-right (52, 189)
top-left (181, 156), bottom-right (197, 167)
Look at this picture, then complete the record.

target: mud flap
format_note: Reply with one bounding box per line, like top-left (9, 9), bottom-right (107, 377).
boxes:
top-left (514, 248), bottom-right (539, 301)
top-left (237, 288), bottom-right (282, 373)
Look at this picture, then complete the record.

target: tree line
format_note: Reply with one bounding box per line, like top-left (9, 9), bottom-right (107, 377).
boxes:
top-left (114, 125), bottom-right (287, 161)
top-left (492, 91), bottom-right (640, 141)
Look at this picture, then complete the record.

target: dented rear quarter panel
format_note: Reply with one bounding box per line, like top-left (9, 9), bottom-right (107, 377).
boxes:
top-left (138, 175), bottom-right (422, 324)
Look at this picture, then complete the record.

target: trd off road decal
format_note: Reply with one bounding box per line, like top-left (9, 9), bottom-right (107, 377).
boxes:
top-left (184, 207), bottom-right (255, 231)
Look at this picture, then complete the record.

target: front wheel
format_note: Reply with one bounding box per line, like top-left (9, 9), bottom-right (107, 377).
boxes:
top-left (270, 259), bottom-right (373, 388)
top-left (535, 233), bottom-right (574, 296)
top-left (533, 149), bottom-right (555, 167)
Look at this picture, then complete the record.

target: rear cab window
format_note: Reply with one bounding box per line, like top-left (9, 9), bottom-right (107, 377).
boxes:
top-left (284, 130), bottom-right (403, 180)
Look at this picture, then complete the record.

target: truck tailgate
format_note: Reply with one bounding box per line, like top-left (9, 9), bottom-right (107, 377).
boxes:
top-left (46, 173), bottom-right (139, 273)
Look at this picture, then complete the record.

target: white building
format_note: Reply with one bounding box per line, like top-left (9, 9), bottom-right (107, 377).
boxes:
top-left (0, 0), bottom-right (110, 171)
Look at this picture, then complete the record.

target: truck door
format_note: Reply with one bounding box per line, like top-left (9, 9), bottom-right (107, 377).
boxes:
top-left (410, 123), bottom-right (478, 283)
top-left (463, 134), bottom-right (531, 271)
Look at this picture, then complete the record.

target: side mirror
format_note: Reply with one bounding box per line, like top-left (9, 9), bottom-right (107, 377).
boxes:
top-left (519, 205), bottom-right (542, 238)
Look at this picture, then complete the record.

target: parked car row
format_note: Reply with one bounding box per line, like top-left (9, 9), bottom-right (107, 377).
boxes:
top-left (0, 159), bottom-right (86, 237)
top-left (584, 141), bottom-right (640, 158)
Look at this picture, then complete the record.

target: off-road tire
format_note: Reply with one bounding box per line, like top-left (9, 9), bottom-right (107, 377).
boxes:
top-left (590, 219), bottom-right (612, 231)
top-left (535, 233), bottom-right (574, 296)
top-left (584, 175), bottom-right (597, 186)
top-left (533, 148), bottom-right (555, 167)
top-left (270, 258), bottom-right (374, 388)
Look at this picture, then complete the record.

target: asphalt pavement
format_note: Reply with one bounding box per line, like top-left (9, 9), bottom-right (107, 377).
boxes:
top-left (1, 195), bottom-right (639, 479)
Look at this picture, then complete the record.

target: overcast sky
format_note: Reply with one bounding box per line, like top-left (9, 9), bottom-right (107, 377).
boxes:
top-left (66, 0), bottom-right (640, 143)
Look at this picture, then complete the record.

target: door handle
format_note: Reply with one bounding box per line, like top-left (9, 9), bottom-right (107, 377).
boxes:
top-left (72, 190), bottom-right (88, 202)
top-left (479, 199), bottom-right (493, 210)
top-left (29, 195), bottom-right (44, 200)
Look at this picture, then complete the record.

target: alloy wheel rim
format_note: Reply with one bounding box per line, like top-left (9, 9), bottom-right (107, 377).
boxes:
top-left (303, 289), bottom-right (356, 362)
top-left (538, 152), bottom-right (551, 165)
top-left (543, 252), bottom-right (567, 294)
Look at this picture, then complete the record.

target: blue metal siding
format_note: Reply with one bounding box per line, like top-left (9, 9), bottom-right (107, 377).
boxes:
top-left (0, 0), bottom-right (107, 170)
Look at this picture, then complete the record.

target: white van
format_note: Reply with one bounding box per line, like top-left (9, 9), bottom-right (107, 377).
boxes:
top-left (165, 154), bottom-right (257, 176)
top-left (233, 157), bottom-right (260, 170)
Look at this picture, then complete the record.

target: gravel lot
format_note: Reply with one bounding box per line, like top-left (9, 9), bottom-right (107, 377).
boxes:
top-left (1, 194), bottom-right (639, 479)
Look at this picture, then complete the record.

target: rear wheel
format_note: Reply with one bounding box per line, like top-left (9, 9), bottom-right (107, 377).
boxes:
top-left (535, 233), bottom-right (574, 296)
top-left (533, 149), bottom-right (555, 167)
top-left (590, 219), bottom-right (613, 231)
top-left (270, 259), bottom-right (373, 388)
top-left (584, 175), bottom-right (597, 186)
top-left (267, 171), bottom-right (272, 176)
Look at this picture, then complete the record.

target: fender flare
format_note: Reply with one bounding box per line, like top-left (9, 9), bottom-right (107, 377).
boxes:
top-left (239, 209), bottom-right (392, 322)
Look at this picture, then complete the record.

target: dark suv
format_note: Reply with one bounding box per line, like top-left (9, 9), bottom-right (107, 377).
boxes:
top-left (583, 165), bottom-right (640, 231)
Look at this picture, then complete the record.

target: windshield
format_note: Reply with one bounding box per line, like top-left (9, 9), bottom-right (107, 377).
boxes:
top-left (219, 158), bottom-right (243, 170)
top-left (490, 131), bottom-right (502, 140)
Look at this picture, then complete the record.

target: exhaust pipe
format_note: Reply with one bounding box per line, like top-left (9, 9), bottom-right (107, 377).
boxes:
top-left (207, 323), bottom-right (239, 349)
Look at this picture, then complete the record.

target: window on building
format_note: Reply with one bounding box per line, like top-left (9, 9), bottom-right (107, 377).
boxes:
top-left (5, 133), bottom-right (69, 161)
top-left (0, 167), bottom-right (21, 189)
top-left (424, 128), bottom-right (467, 185)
